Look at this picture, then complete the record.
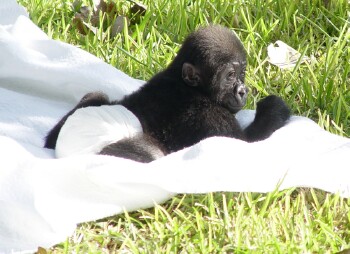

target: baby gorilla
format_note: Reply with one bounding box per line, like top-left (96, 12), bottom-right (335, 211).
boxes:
top-left (45, 25), bottom-right (290, 162)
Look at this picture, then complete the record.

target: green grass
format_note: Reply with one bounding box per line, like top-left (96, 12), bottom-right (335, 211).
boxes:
top-left (17, 0), bottom-right (350, 252)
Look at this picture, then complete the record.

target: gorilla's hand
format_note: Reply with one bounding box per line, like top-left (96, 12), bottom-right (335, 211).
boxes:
top-left (256, 95), bottom-right (290, 122)
top-left (245, 95), bottom-right (290, 142)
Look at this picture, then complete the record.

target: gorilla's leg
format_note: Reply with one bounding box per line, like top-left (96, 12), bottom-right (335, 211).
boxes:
top-left (44, 92), bottom-right (111, 149)
top-left (244, 95), bottom-right (290, 142)
top-left (99, 134), bottom-right (166, 163)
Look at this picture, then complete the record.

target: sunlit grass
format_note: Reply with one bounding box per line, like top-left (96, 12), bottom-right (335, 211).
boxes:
top-left (51, 191), bottom-right (350, 253)
top-left (17, 0), bottom-right (350, 252)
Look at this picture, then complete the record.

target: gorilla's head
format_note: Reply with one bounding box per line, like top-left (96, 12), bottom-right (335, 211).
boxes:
top-left (173, 25), bottom-right (248, 113)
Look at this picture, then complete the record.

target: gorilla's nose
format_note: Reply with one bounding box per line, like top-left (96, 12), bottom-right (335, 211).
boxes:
top-left (236, 85), bottom-right (247, 100)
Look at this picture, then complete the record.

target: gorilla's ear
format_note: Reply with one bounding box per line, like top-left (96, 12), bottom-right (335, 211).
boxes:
top-left (182, 62), bottom-right (201, 87)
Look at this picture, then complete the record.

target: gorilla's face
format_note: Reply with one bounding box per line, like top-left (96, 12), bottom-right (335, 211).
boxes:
top-left (182, 59), bottom-right (248, 114)
top-left (207, 59), bottom-right (248, 114)
top-left (209, 60), bottom-right (248, 114)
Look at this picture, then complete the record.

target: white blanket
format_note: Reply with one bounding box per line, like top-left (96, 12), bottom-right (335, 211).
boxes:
top-left (0, 0), bottom-right (349, 252)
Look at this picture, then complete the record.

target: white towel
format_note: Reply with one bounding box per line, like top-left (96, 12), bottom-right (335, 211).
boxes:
top-left (0, 0), bottom-right (349, 252)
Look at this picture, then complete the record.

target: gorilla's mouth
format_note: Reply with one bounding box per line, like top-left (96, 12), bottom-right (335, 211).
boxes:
top-left (221, 94), bottom-right (245, 114)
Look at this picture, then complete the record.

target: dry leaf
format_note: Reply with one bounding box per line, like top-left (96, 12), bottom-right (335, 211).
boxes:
top-left (111, 15), bottom-right (128, 37)
top-left (72, 0), bottom-right (139, 38)
top-left (73, 12), bottom-right (88, 35)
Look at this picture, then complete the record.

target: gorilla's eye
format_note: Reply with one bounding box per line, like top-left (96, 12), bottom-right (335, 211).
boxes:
top-left (227, 70), bottom-right (236, 80)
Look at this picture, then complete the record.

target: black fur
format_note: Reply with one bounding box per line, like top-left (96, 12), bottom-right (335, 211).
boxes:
top-left (100, 134), bottom-right (166, 163)
top-left (45, 25), bottom-right (290, 162)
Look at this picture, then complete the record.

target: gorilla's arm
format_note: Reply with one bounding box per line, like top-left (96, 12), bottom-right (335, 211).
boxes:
top-left (244, 95), bottom-right (290, 142)
top-left (44, 92), bottom-right (111, 149)
top-left (179, 95), bottom-right (290, 145)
